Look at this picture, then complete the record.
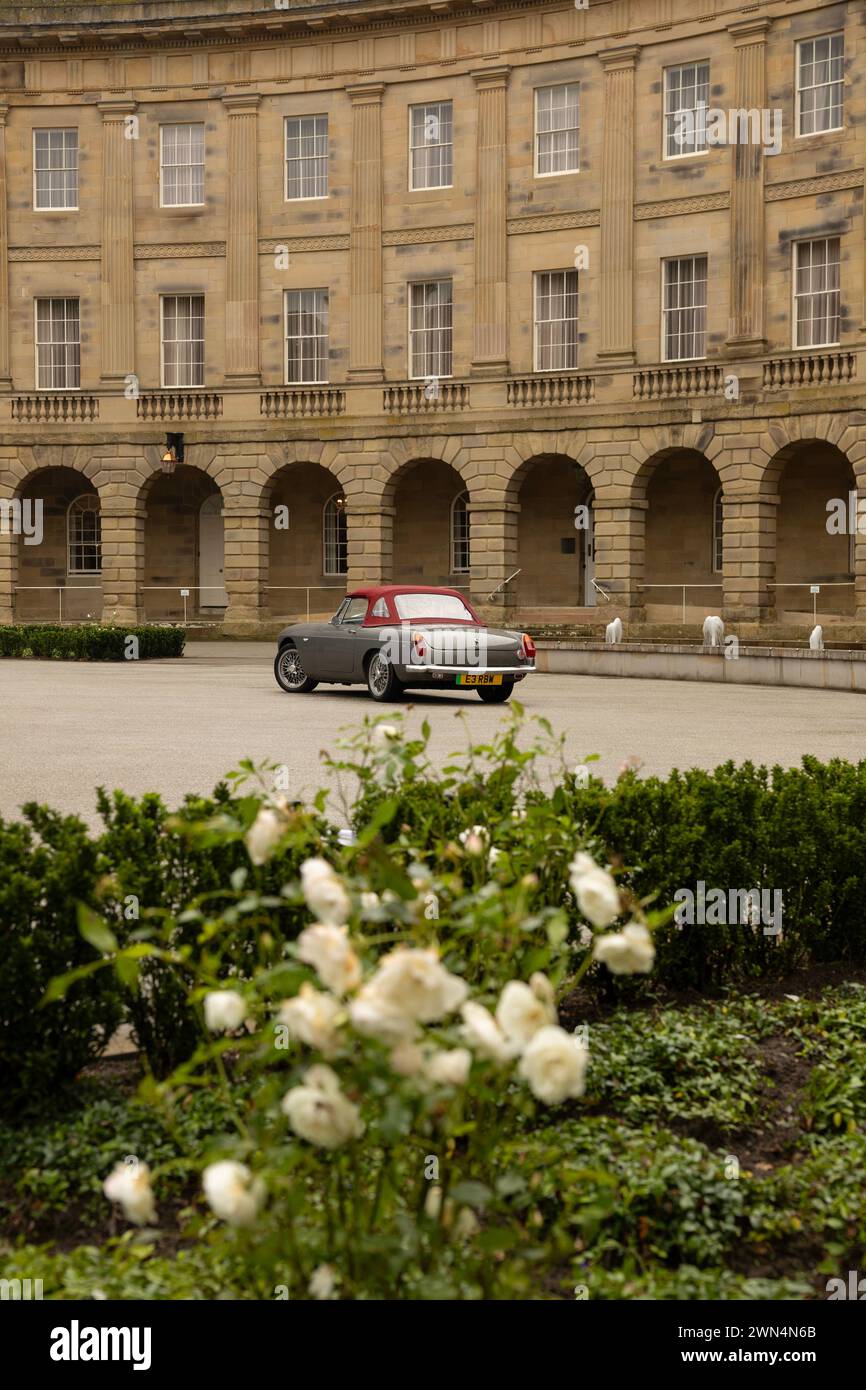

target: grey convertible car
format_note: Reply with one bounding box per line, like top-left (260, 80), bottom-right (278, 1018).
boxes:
top-left (273, 585), bottom-right (537, 703)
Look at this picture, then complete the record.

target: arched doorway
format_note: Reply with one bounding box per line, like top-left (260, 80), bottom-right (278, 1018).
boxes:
top-left (773, 441), bottom-right (855, 620)
top-left (15, 467), bottom-right (101, 622)
top-left (514, 455), bottom-right (593, 611)
top-left (391, 459), bottom-right (467, 587)
top-left (142, 465), bottom-right (223, 621)
top-left (643, 450), bottom-right (721, 622)
top-left (265, 462), bottom-right (347, 619)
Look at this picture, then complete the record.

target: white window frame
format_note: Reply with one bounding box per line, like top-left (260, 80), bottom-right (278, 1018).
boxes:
top-left (67, 494), bottom-right (102, 576)
top-left (34, 297), bottom-right (80, 391)
top-left (33, 128), bottom-right (79, 211)
top-left (409, 101), bottom-right (453, 191)
top-left (284, 114), bottom-right (329, 202)
top-left (451, 491), bottom-right (470, 574)
top-left (323, 492), bottom-right (348, 577)
top-left (408, 279), bottom-right (453, 381)
top-left (796, 33), bottom-right (844, 138)
top-left (793, 237), bottom-right (841, 350)
top-left (160, 294), bottom-right (205, 389)
top-left (663, 61), bottom-right (710, 160)
top-left (712, 487), bottom-right (723, 574)
top-left (159, 123), bottom-right (205, 209)
top-left (284, 289), bottom-right (329, 385)
top-left (534, 83), bottom-right (580, 177)
top-left (661, 255), bottom-right (708, 363)
top-left (533, 270), bottom-right (579, 372)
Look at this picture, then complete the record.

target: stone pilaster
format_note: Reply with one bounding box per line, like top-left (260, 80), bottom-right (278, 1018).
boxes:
top-left (597, 47), bottom-right (638, 365)
top-left (99, 500), bottom-right (145, 625)
top-left (347, 84), bottom-right (384, 383)
top-left (592, 494), bottom-right (647, 618)
top-left (346, 500), bottom-right (393, 586)
top-left (0, 105), bottom-right (11, 389)
top-left (471, 67), bottom-right (509, 375)
top-left (721, 492), bottom-right (778, 620)
top-left (467, 501), bottom-right (519, 614)
top-left (223, 95), bottom-right (261, 385)
top-left (223, 498), bottom-right (268, 623)
top-left (725, 20), bottom-right (771, 355)
top-left (99, 100), bottom-right (136, 383)
top-left (0, 484), bottom-right (16, 623)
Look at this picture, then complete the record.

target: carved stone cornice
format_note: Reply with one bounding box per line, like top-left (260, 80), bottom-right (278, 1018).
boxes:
top-left (508, 211), bottom-right (600, 234)
top-left (382, 224), bottom-right (473, 244)
top-left (765, 171), bottom-right (863, 201)
top-left (635, 193), bottom-right (730, 220)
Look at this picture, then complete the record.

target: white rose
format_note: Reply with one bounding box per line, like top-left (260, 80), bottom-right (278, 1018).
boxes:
top-left (459, 825), bottom-right (489, 856)
top-left (204, 989), bottom-right (247, 1034)
top-left (203, 1160), bottom-right (265, 1227)
top-left (103, 1160), bottom-right (156, 1226)
top-left (300, 860), bottom-right (352, 926)
top-left (360, 891), bottom-right (381, 914)
top-left (348, 988), bottom-right (416, 1044)
top-left (569, 851), bottom-right (621, 929)
top-left (278, 983), bottom-right (343, 1056)
top-left (495, 975), bottom-right (557, 1052)
top-left (362, 947), bottom-right (468, 1024)
top-left (309, 1264), bottom-right (338, 1300)
top-left (459, 1001), bottom-right (515, 1064)
top-left (297, 923), bottom-right (361, 995)
top-left (593, 923), bottom-right (655, 975)
top-left (389, 1039), bottom-right (426, 1076)
top-left (245, 807), bottom-right (285, 866)
top-left (518, 1025), bottom-right (588, 1105)
top-left (372, 723), bottom-right (400, 748)
top-left (281, 1064), bottom-right (364, 1148)
top-left (426, 1047), bottom-right (472, 1087)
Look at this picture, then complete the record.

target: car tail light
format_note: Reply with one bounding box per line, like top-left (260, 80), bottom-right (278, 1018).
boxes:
top-left (519, 633), bottom-right (536, 662)
top-left (412, 629), bottom-right (427, 661)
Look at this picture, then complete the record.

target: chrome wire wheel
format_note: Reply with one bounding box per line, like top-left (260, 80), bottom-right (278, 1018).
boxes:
top-left (368, 652), bottom-right (389, 696)
top-left (275, 646), bottom-right (317, 693)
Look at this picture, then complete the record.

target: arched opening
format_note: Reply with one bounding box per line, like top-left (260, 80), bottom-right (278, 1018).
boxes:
top-left (265, 462), bottom-right (347, 619)
top-left (391, 458), bottom-right (467, 587)
top-left (142, 465), bottom-right (223, 621)
top-left (515, 454), bottom-right (593, 612)
top-left (643, 450), bottom-right (721, 622)
top-left (774, 441), bottom-right (855, 620)
top-left (16, 467), bottom-right (101, 622)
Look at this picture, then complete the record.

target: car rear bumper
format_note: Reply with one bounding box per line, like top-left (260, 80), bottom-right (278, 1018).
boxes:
top-left (395, 664), bottom-right (535, 682)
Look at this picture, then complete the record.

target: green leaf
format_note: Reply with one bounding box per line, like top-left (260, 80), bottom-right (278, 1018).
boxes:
top-left (449, 1180), bottom-right (492, 1207)
top-left (77, 903), bottom-right (117, 956)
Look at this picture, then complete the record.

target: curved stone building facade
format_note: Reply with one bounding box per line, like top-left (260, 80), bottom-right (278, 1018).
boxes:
top-left (0, 0), bottom-right (864, 631)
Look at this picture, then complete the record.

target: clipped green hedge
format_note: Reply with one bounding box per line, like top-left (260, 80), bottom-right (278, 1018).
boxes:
top-left (0, 624), bottom-right (185, 660)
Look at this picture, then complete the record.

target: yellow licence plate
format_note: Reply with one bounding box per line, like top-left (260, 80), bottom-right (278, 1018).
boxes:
top-left (457, 673), bottom-right (502, 686)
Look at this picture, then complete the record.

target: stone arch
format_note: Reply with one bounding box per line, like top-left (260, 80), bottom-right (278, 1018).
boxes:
top-left (380, 436), bottom-right (473, 510)
top-left (263, 458), bottom-right (349, 619)
top-left (506, 451), bottom-right (597, 610)
top-left (387, 453), bottom-right (472, 587)
top-left (139, 461), bottom-right (226, 621)
top-left (641, 445), bottom-right (726, 621)
top-left (764, 434), bottom-right (857, 621)
top-left (12, 451), bottom-right (103, 623)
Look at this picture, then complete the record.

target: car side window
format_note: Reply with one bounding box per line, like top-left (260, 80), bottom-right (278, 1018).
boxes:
top-left (371, 598), bottom-right (388, 619)
top-left (341, 598), bottom-right (368, 625)
top-left (332, 600), bottom-right (349, 625)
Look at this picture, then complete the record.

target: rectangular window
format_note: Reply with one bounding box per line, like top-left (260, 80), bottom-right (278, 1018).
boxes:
top-left (662, 256), bottom-right (708, 361)
top-left (69, 497), bottom-right (101, 575)
top-left (794, 237), bottom-right (841, 348)
top-left (409, 280), bottom-right (453, 379)
top-left (409, 102), bottom-right (453, 190)
top-left (664, 62), bottom-right (710, 158)
top-left (534, 84), bottom-right (580, 176)
top-left (35, 298), bottom-right (80, 390)
top-left (534, 270), bottom-right (579, 371)
top-left (160, 123), bottom-right (205, 207)
top-left (161, 294), bottom-right (205, 388)
top-left (33, 128), bottom-right (79, 210)
top-left (797, 33), bottom-right (844, 136)
top-left (285, 115), bottom-right (329, 200)
top-left (285, 288), bottom-right (329, 384)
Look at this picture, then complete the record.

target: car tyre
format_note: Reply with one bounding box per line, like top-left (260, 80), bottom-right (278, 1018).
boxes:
top-left (476, 680), bottom-right (514, 704)
top-left (366, 650), bottom-right (403, 702)
top-left (274, 645), bottom-right (318, 694)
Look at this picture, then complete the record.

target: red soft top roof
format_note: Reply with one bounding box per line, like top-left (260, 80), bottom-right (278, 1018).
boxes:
top-left (348, 584), bottom-right (471, 602)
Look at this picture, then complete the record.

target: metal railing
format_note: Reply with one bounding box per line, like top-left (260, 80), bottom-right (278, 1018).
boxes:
top-left (12, 584), bottom-right (103, 623)
top-left (639, 583), bottom-right (724, 625)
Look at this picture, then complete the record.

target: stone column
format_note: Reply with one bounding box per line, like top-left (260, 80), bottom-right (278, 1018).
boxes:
top-left (467, 501), bottom-right (519, 616)
top-left (346, 501), bottom-right (393, 587)
top-left (99, 498), bottom-right (145, 625)
top-left (0, 481), bottom-right (17, 622)
top-left (725, 19), bottom-right (770, 355)
top-left (721, 492), bottom-right (778, 620)
top-left (471, 67), bottom-right (509, 375)
top-left (592, 493), bottom-right (647, 619)
top-left (223, 498), bottom-right (268, 625)
top-left (0, 104), bottom-right (11, 389)
top-left (347, 84), bottom-right (384, 383)
top-left (99, 100), bottom-right (136, 383)
top-left (223, 95), bottom-right (261, 385)
top-left (597, 47), bottom-right (638, 365)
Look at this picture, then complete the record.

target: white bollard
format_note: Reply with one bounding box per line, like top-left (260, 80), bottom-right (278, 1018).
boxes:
top-left (809, 624), bottom-right (824, 652)
top-left (702, 615), bottom-right (724, 648)
top-left (605, 616), bottom-right (623, 645)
